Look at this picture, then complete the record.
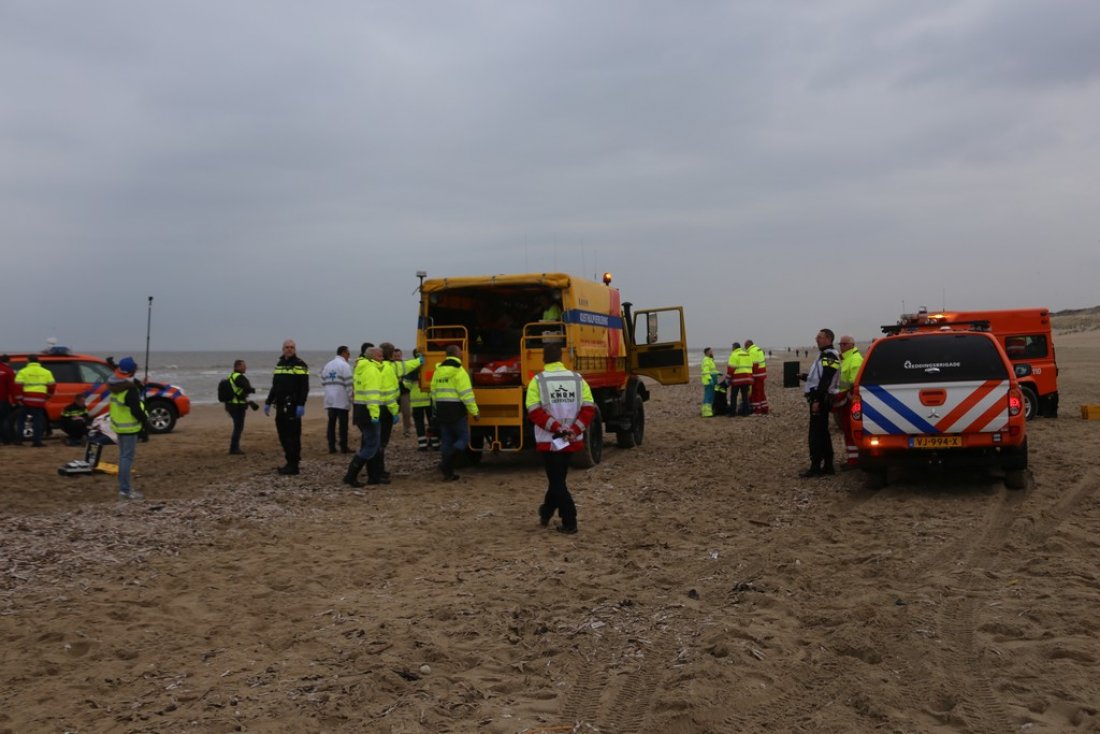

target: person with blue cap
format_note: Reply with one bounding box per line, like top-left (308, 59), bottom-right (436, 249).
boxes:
top-left (108, 357), bottom-right (146, 499)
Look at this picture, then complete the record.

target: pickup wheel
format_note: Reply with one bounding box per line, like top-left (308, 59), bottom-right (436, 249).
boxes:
top-left (616, 395), bottom-right (645, 448)
top-left (572, 408), bottom-right (603, 468)
top-left (1020, 385), bottom-right (1039, 421)
top-left (1004, 469), bottom-right (1028, 490)
top-left (145, 399), bottom-right (178, 434)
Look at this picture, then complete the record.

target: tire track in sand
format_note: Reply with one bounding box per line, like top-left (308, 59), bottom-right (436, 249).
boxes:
top-left (905, 489), bottom-right (1020, 733)
top-left (598, 629), bottom-right (675, 734)
top-left (1025, 469), bottom-right (1099, 544)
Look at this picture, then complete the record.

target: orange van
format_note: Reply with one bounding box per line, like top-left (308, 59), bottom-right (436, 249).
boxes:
top-left (886, 308), bottom-right (1057, 419)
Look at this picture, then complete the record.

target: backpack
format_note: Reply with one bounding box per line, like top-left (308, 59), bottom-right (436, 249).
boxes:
top-left (217, 377), bottom-right (234, 403)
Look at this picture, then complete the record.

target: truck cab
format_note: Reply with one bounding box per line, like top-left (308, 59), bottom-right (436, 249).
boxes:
top-left (416, 272), bottom-right (688, 466)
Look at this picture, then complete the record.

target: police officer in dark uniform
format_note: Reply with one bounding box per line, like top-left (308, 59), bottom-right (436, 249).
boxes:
top-left (799, 328), bottom-right (840, 477)
top-left (264, 339), bottom-right (309, 475)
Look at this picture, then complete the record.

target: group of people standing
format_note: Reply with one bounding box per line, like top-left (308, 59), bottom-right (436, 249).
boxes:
top-left (696, 331), bottom-right (864, 478)
top-left (223, 340), bottom-right (596, 534)
top-left (699, 340), bottom-right (770, 418)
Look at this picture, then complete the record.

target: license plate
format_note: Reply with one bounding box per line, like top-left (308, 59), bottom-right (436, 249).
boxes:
top-left (910, 435), bottom-right (962, 449)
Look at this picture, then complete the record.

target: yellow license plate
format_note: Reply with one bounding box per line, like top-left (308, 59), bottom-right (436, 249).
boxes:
top-left (911, 436), bottom-right (962, 449)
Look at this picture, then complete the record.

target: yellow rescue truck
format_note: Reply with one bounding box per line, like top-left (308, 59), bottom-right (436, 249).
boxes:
top-left (416, 272), bottom-right (688, 466)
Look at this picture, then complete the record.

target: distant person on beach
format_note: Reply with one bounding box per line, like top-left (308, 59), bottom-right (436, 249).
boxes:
top-left (321, 346), bottom-right (354, 454)
top-left (108, 357), bottom-right (146, 499)
top-left (0, 354), bottom-right (15, 444)
top-left (700, 347), bottom-right (719, 417)
top-left (264, 340), bottom-right (309, 476)
top-left (525, 343), bottom-right (595, 534)
top-left (745, 339), bottom-right (769, 414)
top-left (225, 359), bottom-right (256, 455)
top-left (798, 329), bottom-right (840, 477)
top-left (430, 344), bottom-right (480, 481)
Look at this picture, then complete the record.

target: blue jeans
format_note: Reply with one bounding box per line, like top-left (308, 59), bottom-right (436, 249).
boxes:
top-left (439, 417), bottom-right (469, 466)
top-left (117, 433), bottom-right (138, 495)
top-left (355, 421), bottom-right (380, 462)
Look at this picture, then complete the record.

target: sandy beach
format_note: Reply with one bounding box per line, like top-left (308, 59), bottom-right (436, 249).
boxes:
top-left (2, 335), bottom-right (1099, 733)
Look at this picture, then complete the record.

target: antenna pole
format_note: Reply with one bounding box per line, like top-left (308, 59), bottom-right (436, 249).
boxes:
top-left (144, 296), bottom-right (153, 382)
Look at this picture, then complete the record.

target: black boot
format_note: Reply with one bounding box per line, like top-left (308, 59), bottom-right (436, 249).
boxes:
top-left (343, 456), bottom-right (365, 487)
top-left (538, 504), bottom-right (552, 527)
top-left (366, 456), bottom-right (389, 485)
top-left (439, 456), bottom-right (459, 482)
top-left (278, 463), bottom-right (300, 476)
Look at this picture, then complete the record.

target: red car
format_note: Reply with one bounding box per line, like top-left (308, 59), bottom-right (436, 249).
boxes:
top-left (6, 350), bottom-right (191, 437)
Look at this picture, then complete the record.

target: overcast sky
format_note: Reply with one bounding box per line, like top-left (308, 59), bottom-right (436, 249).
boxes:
top-left (3, 0), bottom-right (1099, 352)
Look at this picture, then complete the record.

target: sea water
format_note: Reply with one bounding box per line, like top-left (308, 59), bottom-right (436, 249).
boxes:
top-left (122, 348), bottom-right (799, 405)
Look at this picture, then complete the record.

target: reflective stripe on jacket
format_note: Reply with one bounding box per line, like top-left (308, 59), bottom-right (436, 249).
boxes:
top-left (352, 358), bottom-right (382, 421)
top-left (430, 357), bottom-right (479, 424)
top-left (748, 345), bottom-right (767, 376)
top-left (700, 355), bottom-right (719, 385)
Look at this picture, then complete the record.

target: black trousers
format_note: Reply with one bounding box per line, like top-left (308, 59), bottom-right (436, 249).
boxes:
top-left (0, 401), bottom-right (13, 444)
top-left (541, 451), bottom-right (577, 528)
top-left (326, 408), bottom-right (349, 451)
top-left (60, 417), bottom-right (87, 442)
top-left (731, 385), bottom-right (751, 416)
top-left (807, 400), bottom-right (834, 469)
top-left (275, 405), bottom-right (301, 465)
top-left (227, 404), bottom-right (246, 451)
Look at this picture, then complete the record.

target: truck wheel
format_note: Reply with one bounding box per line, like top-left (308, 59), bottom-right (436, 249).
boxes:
top-left (616, 395), bottom-right (645, 448)
top-left (573, 409), bottom-right (603, 468)
top-left (145, 400), bottom-right (177, 434)
top-left (1004, 469), bottom-right (1028, 490)
top-left (1021, 385), bottom-right (1039, 421)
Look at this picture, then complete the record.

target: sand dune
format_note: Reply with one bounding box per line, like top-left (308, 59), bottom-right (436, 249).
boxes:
top-left (2, 336), bottom-right (1099, 733)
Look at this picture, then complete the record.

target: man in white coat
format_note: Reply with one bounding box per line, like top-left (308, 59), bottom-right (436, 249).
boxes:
top-left (321, 346), bottom-right (354, 453)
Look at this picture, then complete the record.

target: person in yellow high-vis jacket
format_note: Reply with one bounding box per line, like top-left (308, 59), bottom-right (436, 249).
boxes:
top-left (108, 357), bottom-right (146, 499)
top-left (14, 356), bottom-right (56, 446)
top-left (830, 335), bottom-right (863, 468)
top-left (431, 345), bottom-right (480, 481)
top-left (344, 346), bottom-right (385, 487)
top-left (727, 343), bottom-right (754, 417)
top-left (745, 339), bottom-right (769, 415)
top-left (700, 347), bottom-right (720, 417)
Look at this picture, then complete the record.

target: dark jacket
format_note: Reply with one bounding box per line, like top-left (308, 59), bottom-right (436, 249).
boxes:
top-left (266, 356), bottom-right (310, 409)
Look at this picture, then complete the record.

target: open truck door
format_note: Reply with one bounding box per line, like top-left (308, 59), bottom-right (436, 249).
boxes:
top-left (625, 305), bottom-right (689, 384)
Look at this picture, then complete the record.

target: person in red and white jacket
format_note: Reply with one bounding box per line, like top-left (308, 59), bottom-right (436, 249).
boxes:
top-left (525, 344), bottom-right (596, 534)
